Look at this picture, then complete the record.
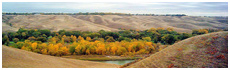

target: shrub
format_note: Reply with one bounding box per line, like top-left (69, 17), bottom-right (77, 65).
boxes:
top-left (69, 46), bottom-right (76, 55)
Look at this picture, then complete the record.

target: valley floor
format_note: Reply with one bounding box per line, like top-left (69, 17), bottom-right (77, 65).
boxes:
top-left (61, 55), bottom-right (143, 61)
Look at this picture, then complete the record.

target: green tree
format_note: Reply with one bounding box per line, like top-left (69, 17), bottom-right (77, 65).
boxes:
top-left (106, 36), bottom-right (115, 42)
top-left (69, 46), bottom-right (76, 55)
top-left (2, 35), bottom-right (9, 45)
top-left (142, 37), bottom-right (151, 41)
top-left (161, 34), bottom-right (177, 44)
top-left (13, 38), bottom-right (19, 43)
top-left (32, 32), bottom-right (41, 37)
top-left (37, 37), bottom-right (47, 42)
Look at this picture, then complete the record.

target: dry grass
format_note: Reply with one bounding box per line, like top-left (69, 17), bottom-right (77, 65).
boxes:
top-left (2, 45), bottom-right (120, 68)
top-left (2, 15), bottom-right (227, 33)
top-left (125, 31), bottom-right (228, 68)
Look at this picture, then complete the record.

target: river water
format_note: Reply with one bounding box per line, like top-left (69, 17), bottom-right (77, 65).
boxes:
top-left (96, 60), bottom-right (135, 65)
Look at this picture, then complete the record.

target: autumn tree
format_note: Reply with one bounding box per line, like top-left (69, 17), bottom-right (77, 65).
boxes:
top-left (86, 37), bottom-right (92, 41)
top-left (70, 35), bottom-right (77, 42)
top-left (106, 36), bottom-right (115, 42)
top-left (69, 45), bottom-right (76, 55)
top-left (142, 37), bottom-right (151, 42)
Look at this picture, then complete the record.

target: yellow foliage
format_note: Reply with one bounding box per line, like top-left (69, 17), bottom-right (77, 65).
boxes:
top-left (142, 37), bottom-right (151, 41)
top-left (41, 49), bottom-right (48, 55)
top-left (60, 46), bottom-right (69, 55)
top-left (71, 35), bottom-right (77, 42)
top-left (31, 42), bottom-right (38, 51)
top-left (86, 49), bottom-right (91, 55)
top-left (11, 34), bottom-right (161, 56)
top-left (21, 46), bottom-right (26, 50)
top-left (86, 37), bottom-right (91, 41)
top-left (128, 44), bottom-right (133, 52)
top-left (167, 28), bottom-right (174, 32)
top-left (147, 28), bottom-right (156, 32)
top-left (111, 45), bottom-right (118, 55)
top-left (75, 45), bottom-right (82, 54)
top-left (78, 36), bottom-right (84, 41)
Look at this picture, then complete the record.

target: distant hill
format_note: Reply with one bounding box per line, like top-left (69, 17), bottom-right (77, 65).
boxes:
top-left (2, 15), bottom-right (228, 33)
top-left (2, 45), bottom-right (119, 68)
top-left (125, 31), bottom-right (228, 68)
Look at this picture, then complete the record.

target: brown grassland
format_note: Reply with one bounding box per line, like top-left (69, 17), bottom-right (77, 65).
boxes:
top-left (2, 45), bottom-right (119, 68)
top-left (124, 31), bottom-right (228, 68)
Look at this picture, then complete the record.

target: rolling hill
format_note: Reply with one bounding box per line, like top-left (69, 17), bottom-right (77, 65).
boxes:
top-left (125, 31), bottom-right (228, 68)
top-left (2, 45), bottom-right (119, 68)
top-left (2, 15), bottom-right (228, 33)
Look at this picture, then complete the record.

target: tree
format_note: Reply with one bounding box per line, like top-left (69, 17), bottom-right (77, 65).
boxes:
top-left (32, 32), bottom-right (41, 37)
top-left (2, 35), bottom-right (9, 45)
top-left (38, 29), bottom-right (51, 36)
top-left (161, 34), bottom-right (177, 44)
top-left (31, 42), bottom-right (38, 51)
top-left (7, 32), bottom-right (17, 41)
top-left (142, 37), bottom-right (151, 42)
top-left (15, 42), bottom-right (24, 49)
top-left (60, 46), bottom-right (69, 55)
top-left (179, 33), bottom-right (192, 40)
top-left (28, 36), bottom-right (36, 41)
top-left (69, 46), bottom-right (76, 55)
top-left (75, 45), bottom-right (82, 54)
top-left (86, 37), bottom-right (92, 41)
top-left (192, 29), bottom-right (209, 35)
top-left (48, 44), bottom-right (59, 56)
top-left (13, 38), bottom-right (19, 43)
top-left (111, 46), bottom-right (117, 55)
top-left (41, 49), bottom-right (48, 55)
top-left (166, 28), bottom-right (174, 32)
top-left (78, 36), bottom-right (84, 41)
top-left (106, 36), bottom-right (115, 42)
top-left (71, 35), bottom-right (77, 42)
top-left (37, 37), bottom-right (47, 42)
top-left (21, 32), bottom-right (28, 39)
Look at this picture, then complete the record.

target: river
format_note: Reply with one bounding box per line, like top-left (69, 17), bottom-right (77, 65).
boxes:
top-left (96, 60), bottom-right (135, 65)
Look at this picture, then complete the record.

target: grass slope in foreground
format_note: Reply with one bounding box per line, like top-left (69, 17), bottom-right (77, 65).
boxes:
top-left (2, 45), bottom-right (119, 68)
top-left (125, 31), bottom-right (228, 68)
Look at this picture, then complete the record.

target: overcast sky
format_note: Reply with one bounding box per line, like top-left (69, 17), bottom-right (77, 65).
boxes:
top-left (2, 2), bottom-right (228, 16)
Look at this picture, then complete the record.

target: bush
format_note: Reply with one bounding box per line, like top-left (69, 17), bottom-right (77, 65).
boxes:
top-left (13, 38), bottom-right (19, 43)
top-left (37, 37), bottom-right (47, 42)
top-left (69, 46), bottom-right (76, 55)
top-left (142, 37), bottom-right (151, 42)
top-left (106, 36), bottom-right (115, 42)
top-left (15, 42), bottom-right (24, 49)
top-left (161, 34), bottom-right (178, 44)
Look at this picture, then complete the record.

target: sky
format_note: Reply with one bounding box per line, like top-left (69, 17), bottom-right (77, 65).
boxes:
top-left (2, 2), bottom-right (228, 16)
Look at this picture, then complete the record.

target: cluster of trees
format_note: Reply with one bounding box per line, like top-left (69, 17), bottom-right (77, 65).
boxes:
top-left (191, 29), bottom-right (226, 35)
top-left (2, 27), bottom-right (192, 46)
top-left (2, 12), bottom-right (186, 16)
top-left (2, 28), bottom-right (224, 56)
top-left (10, 36), bottom-right (159, 56)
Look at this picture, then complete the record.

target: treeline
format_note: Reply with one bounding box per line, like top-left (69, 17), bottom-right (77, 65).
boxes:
top-left (3, 28), bottom-right (188, 45)
top-left (2, 12), bottom-right (187, 16)
top-left (2, 28), bottom-right (224, 56)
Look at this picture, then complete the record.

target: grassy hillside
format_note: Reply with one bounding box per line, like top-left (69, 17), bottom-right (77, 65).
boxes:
top-left (125, 31), bottom-right (228, 68)
top-left (2, 15), bottom-right (227, 33)
top-left (2, 45), bottom-right (119, 68)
